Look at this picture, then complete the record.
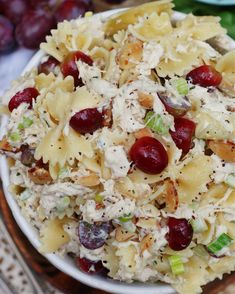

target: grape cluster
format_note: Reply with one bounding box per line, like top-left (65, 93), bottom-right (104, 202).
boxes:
top-left (0, 0), bottom-right (93, 53)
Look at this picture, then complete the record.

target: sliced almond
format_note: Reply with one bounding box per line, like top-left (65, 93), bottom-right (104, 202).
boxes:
top-left (115, 226), bottom-right (136, 242)
top-left (134, 128), bottom-right (153, 139)
top-left (140, 234), bottom-right (154, 253)
top-left (138, 92), bottom-right (154, 109)
top-left (208, 140), bottom-right (235, 163)
top-left (28, 167), bottom-right (52, 185)
top-left (76, 173), bottom-right (100, 187)
top-left (156, 178), bottom-right (179, 212)
top-left (0, 136), bottom-right (14, 152)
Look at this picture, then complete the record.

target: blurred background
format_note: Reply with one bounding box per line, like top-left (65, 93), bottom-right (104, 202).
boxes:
top-left (0, 0), bottom-right (235, 293)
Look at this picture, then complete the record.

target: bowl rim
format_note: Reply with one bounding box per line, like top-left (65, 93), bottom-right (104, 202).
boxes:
top-left (0, 7), bottom-right (234, 294)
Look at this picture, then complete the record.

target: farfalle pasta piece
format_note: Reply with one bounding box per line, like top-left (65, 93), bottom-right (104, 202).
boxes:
top-left (39, 218), bottom-right (70, 253)
top-left (104, 0), bottom-right (173, 36)
top-left (177, 155), bottom-right (213, 203)
top-left (216, 49), bottom-right (235, 96)
top-left (176, 14), bottom-right (226, 41)
top-left (130, 12), bottom-right (173, 42)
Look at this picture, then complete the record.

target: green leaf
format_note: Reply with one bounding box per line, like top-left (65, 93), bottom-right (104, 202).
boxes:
top-left (145, 111), bottom-right (169, 135)
top-left (118, 213), bottom-right (133, 223)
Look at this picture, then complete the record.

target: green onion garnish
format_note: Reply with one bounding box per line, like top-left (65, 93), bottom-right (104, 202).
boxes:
top-left (168, 255), bottom-right (185, 275)
top-left (207, 233), bottom-right (233, 254)
top-left (145, 111), bottom-right (169, 135)
top-left (56, 196), bottom-right (70, 212)
top-left (173, 78), bottom-right (189, 96)
top-left (118, 213), bottom-right (133, 223)
top-left (18, 116), bottom-right (33, 130)
top-left (19, 189), bottom-right (32, 201)
top-left (191, 218), bottom-right (208, 233)
top-left (94, 194), bottom-right (104, 203)
top-left (225, 174), bottom-right (235, 188)
top-left (9, 132), bottom-right (21, 142)
top-left (58, 166), bottom-right (70, 179)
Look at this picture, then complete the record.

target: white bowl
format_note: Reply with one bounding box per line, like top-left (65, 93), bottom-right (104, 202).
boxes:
top-left (0, 8), bottom-right (234, 294)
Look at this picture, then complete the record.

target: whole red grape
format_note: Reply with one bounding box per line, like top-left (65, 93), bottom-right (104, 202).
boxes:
top-left (76, 257), bottom-right (104, 274)
top-left (0, 15), bottom-right (15, 53)
top-left (60, 50), bottom-right (93, 87)
top-left (186, 65), bottom-right (222, 87)
top-left (70, 108), bottom-right (104, 134)
top-left (55, 0), bottom-right (88, 23)
top-left (167, 217), bottom-right (193, 251)
top-left (8, 87), bottom-right (39, 112)
top-left (129, 136), bottom-right (168, 174)
top-left (2, 0), bottom-right (29, 25)
top-left (170, 117), bottom-right (196, 155)
top-left (15, 8), bottom-right (55, 49)
top-left (38, 56), bottom-right (60, 75)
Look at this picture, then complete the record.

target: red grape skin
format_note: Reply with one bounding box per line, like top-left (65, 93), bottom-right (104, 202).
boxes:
top-left (78, 221), bottom-right (112, 250)
top-left (129, 136), bottom-right (168, 175)
top-left (60, 51), bottom-right (93, 87)
top-left (167, 217), bottom-right (193, 251)
top-left (2, 0), bottom-right (29, 25)
top-left (186, 65), bottom-right (222, 87)
top-left (158, 92), bottom-right (190, 118)
top-left (8, 87), bottom-right (39, 112)
top-left (76, 257), bottom-right (104, 274)
top-left (20, 145), bottom-right (35, 166)
top-left (55, 0), bottom-right (88, 23)
top-left (170, 117), bottom-right (196, 155)
top-left (15, 8), bottom-right (55, 49)
top-left (0, 15), bottom-right (15, 53)
top-left (38, 56), bottom-right (60, 75)
top-left (70, 108), bottom-right (104, 134)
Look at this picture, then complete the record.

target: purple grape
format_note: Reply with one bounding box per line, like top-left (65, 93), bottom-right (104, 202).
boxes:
top-left (38, 56), bottom-right (60, 75)
top-left (15, 8), bottom-right (55, 49)
top-left (104, 0), bottom-right (126, 3)
top-left (55, 0), bottom-right (88, 23)
top-left (0, 15), bottom-right (15, 53)
top-left (20, 145), bottom-right (35, 166)
top-left (78, 221), bottom-right (111, 250)
top-left (3, 0), bottom-right (29, 24)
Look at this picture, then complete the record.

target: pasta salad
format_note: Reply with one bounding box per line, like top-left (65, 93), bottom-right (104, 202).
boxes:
top-left (1, 1), bottom-right (235, 293)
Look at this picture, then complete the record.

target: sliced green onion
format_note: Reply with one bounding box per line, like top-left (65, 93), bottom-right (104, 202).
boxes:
top-left (58, 166), bottom-right (70, 179)
top-left (168, 255), bottom-right (185, 275)
top-left (18, 116), bottom-right (33, 130)
top-left (145, 111), bottom-right (169, 135)
top-left (173, 78), bottom-right (189, 96)
top-left (191, 218), bottom-right (208, 233)
top-left (94, 194), bottom-right (104, 203)
top-left (9, 132), bottom-right (21, 142)
top-left (56, 196), bottom-right (70, 212)
top-left (19, 189), bottom-right (32, 201)
top-left (118, 213), bottom-right (133, 223)
top-left (193, 245), bottom-right (209, 258)
top-left (225, 174), bottom-right (235, 188)
top-left (207, 233), bottom-right (233, 254)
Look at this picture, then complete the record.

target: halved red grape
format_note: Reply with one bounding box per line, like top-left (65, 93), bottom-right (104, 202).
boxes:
top-left (129, 136), bottom-right (168, 174)
top-left (0, 15), bottom-right (15, 53)
top-left (15, 8), bottom-right (55, 49)
top-left (38, 56), bottom-right (60, 75)
top-left (76, 257), bottom-right (104, 274)
top-left (170, 117), bottom-right (196, 155)
top-left (3, 0), bottom-right (29, 24)
top-left (167, 217), bottom-right (193, 251)
top-left (8, 87), bottom-right (39, 112)
top-left (158, 92), bottom-right (190, 117)
top-left (186, 65), bottom-right (222, 87)
top-left (60, 50), bottom-right (93, 87)
top-left (55, 0), bottom-right (87, 23)
top-left (78, 221), bottom-right (111, 250)
top-left (20, 145), bottom-right (35, 166)
top-left (70, 108), bottom-right (103, 134)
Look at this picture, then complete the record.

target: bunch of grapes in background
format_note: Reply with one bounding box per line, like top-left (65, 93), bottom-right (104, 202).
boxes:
top-left (0, 0), bottom-right (93, 53)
